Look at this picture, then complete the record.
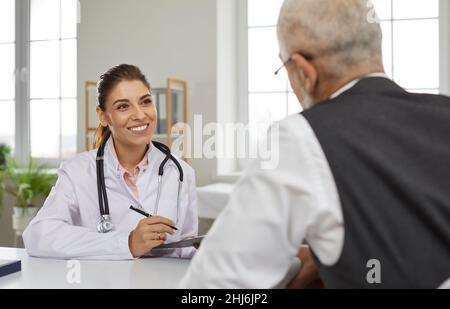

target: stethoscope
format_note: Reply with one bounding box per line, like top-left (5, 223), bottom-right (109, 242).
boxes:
top-left (96, 130), bottom-right (184, 233)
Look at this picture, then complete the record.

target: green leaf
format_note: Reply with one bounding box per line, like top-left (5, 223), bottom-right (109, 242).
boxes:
top-left (0, 157), bottom-right (57, 213)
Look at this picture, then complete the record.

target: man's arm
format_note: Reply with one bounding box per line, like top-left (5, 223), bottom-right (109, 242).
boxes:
top-left (179, 116), bottom-right (323, 288)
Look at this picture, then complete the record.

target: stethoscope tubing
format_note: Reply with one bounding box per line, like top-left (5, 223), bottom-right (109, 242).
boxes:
top-left (96, 129), bottom-right (183, 232)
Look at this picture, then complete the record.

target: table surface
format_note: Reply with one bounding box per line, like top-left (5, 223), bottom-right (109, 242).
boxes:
top-left (0, 247), bottom-right (190, 289)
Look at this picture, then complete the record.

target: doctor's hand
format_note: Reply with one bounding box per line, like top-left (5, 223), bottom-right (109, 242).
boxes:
top-left (128, 216), bottom-right (177, 257)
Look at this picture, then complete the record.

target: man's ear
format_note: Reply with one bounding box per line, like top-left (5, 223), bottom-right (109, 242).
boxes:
top-left (291, 53), bottom-right (318, 92)
top-left (96, 106), bottom-right (108, 127)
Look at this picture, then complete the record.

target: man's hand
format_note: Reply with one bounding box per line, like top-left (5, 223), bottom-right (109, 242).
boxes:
top-left (288, 245), bottom-right (325, 289)
top-left (128, 216), bottom-right (177, 257)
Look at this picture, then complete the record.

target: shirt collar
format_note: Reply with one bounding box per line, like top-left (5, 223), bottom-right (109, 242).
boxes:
top-left (330, 73), bottom-right (390, 99)
top-left (107, 138), bottom-right (150, 175)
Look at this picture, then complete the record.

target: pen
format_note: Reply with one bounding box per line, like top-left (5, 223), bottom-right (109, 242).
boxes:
top-left (129, 205), bottom-right (178, 231)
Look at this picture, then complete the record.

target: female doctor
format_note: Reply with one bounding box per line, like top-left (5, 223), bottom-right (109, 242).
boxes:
top-left (23, 64), bottom-right (198, 260)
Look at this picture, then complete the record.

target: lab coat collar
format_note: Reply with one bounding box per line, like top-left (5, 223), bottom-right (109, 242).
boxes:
top-left (103, 139), bottom-right (176, 177)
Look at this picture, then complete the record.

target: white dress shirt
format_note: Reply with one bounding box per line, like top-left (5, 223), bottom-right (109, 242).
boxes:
top-left (179, 75), bottom-right (389, 288)
top-left (23, 142), bottom-right (198, 260)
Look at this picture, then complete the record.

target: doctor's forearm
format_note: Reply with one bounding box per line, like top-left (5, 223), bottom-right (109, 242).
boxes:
top-left (23, 220), bottom-right (134, 260)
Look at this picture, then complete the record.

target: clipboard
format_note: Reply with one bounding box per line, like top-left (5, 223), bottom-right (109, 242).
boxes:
top-left (153, 235), bottom-right (205, 249)
top-left (0, 260), bottom-right (21, 278)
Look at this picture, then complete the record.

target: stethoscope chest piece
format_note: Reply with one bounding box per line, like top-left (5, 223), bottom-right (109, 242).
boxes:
top-left (97, 215), bottom-right (114, 233)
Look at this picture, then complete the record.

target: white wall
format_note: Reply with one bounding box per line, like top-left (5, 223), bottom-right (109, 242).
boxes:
top-left (77, 0), bottom-right (218, 186)
top-left (216, 0), bottom-right (239, 175)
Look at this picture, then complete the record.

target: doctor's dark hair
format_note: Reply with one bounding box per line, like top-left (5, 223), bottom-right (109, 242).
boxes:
top-left (94, 64), bottom-right (151, 149)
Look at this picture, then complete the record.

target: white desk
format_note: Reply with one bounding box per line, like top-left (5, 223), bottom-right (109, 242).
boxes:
top-left (0, 247), bottom-right (190, 289)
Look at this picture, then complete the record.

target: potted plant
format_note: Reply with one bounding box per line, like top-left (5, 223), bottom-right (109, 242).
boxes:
top-left (0, 144), bottom-right (11, 168)
top-left (0, 158), bottom-right (57, 236)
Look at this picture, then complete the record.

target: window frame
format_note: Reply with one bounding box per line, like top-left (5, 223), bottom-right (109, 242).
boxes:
top-left (0, 1), bottom-right (17, 154)
top-left (238, 0), bottom-right (450, 122)
top-left (13, 0), bottom-right (78, 167)
top-left (15, 0), bottom-right (31, 166)
top-left (378, 1), bottom-right (441, 93)
top-left (226, 0), bottom-right (450, 175)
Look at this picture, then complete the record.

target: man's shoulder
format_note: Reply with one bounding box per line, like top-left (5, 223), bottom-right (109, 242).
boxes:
top-left (302, 89), bottom-right (450, 121)
top-left (266, 114), bottom-right (323, 156)
top-left (276, 113), bottom-right (316, 139)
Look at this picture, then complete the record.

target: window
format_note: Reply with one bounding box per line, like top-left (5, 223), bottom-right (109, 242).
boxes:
top-left (29, 0), bottom-right (77, 160)
top-left (373, 0), bottom-right (440, 93)
top-left (247, 0), bottom-right (299, 144)
top-left (0, 0), bottom-right (77, 164)
top-left (0, 0), bottom-right (15, 150)
top-left (245, 0), bottom-right (444, 143)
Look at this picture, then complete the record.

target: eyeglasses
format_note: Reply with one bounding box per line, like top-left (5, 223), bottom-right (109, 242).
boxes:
top-left (274, 57), bottom-right (292, 75)
top-left (274, 52), bottom-right (315, 75)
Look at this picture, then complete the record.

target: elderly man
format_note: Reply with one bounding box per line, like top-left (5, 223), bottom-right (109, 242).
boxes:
top-left (180, 0), bottom-right (450, 288)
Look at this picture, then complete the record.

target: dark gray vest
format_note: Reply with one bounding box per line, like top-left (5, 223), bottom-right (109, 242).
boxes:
top-left (302, 77), bottom-right (450, 288)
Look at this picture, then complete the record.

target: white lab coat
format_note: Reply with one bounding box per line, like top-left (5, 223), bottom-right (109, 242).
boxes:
top-left (23, 142), bottom-right (198, 260)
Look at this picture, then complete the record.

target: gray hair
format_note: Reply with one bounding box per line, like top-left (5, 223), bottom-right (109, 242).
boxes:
top-left (277, 0), bottom-right (383, 78)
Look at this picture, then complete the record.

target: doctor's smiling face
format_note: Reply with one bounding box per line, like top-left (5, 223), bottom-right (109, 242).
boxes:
top-left (98, 80), bottom-right (156, 149)
top-left (95, 64), bottom-right (156, 153)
